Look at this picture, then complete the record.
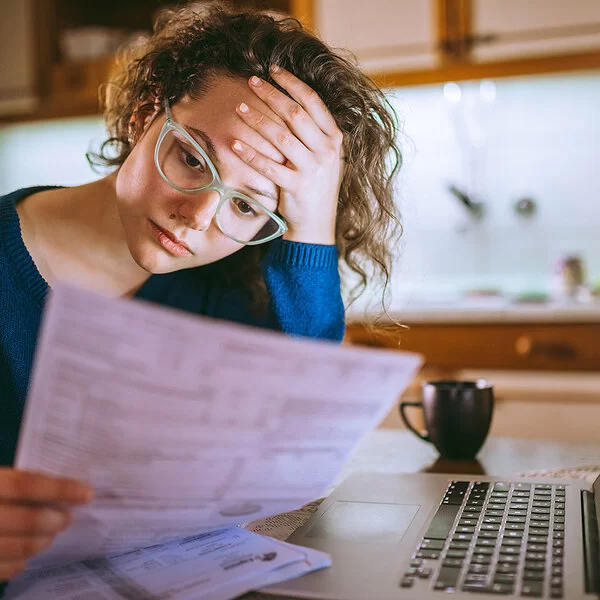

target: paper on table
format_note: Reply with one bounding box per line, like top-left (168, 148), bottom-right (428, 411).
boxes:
top-left (4, 528), bottom-right (330, 600)
top-left (16, 283), bottom-right (422, 568)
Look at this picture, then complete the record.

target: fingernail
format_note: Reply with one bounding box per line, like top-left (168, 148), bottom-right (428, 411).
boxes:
top-left (270, 64), bottom-right (280, 73)
top-left (72, 483), bottom-right (94, 504)
top-left (44, 509), bottom-right (70, 532)
top-left (238, 102), bottom-right (250, 113)
top-left (232, 140), bottom-right (243, 151)
top-left (250, 76), bottom-right (262, 86)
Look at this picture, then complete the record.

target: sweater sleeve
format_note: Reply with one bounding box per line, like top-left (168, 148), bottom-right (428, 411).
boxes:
top-left (260, 239), bottom-right (345, 342)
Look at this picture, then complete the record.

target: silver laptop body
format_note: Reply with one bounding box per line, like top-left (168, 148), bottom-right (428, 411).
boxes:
top-left (262, 472), bottom-right (600, 600)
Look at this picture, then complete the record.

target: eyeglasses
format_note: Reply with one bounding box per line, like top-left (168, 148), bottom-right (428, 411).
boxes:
top-left (154, 100), bottom-right (287, 245)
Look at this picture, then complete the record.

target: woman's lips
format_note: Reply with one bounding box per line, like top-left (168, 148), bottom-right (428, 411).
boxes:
top-left (150, 221), bottom-right (194, 257)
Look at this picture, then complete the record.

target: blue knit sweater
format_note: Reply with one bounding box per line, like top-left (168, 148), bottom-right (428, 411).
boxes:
top-left (0, 187), bottom-right (345, 466)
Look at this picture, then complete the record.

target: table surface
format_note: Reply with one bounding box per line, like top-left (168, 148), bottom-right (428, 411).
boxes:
top-left (341, 429), bottom-right (600, 478)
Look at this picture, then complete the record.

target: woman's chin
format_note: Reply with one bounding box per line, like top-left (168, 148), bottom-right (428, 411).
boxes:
top-left (131, 245), bottom-right (180, 274)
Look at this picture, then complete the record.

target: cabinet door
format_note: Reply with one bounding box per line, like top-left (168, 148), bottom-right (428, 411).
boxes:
top-left (471, 0), bottom-right (600, 62)
top-left (314, 0), bottom-right (438, 73)
top-left (0, 0), bottom-right (38, 115)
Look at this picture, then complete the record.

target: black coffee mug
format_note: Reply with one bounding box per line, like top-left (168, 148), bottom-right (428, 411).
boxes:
top-left (399, 380), bottom-right (494, 460)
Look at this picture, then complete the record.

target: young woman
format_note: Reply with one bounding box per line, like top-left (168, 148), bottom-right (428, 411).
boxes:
top-left (0, 3), bottom-right (402, 579)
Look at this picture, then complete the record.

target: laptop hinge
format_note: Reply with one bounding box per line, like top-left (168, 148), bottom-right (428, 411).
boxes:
top-left (581, 490), bottom-right (600, 594)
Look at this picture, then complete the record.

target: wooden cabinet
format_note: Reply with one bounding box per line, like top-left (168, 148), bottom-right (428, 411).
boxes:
top-left (311, 0), bottom-right (600, 87)
top-left (314, 0), bottom-right (438, 74)
top-left (4, 0), bottom-right (600, 122)
top-left (0, 0), bottom-right (302, 123)
top-left (0, 0), bottom-right (38, 116)
top-left (470, 0), bottom-right (600, 62)
top-left (346, 321), bottom-right (600, 372)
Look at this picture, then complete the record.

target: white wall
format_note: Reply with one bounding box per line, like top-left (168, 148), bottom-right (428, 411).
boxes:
top-left (0, 116), bottom-right (106, 193)
top-left (385, 71), bottom-right (600, 307)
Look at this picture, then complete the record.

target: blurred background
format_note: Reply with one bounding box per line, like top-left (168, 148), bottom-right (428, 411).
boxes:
top-left (1, 0), bottom-right (599, 439)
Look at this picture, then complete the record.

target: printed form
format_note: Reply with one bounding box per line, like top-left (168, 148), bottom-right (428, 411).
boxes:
top-left (14, 283), bottom-right (422, 574)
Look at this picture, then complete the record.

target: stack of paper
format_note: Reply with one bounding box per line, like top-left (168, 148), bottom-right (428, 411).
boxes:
top-left (8, 283), bottom-right (422, 599)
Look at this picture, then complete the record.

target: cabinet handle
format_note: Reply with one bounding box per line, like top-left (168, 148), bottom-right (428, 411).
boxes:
top-left (515, 335), bottom-right (577, 360)
top-left (515, 335), bottom-right (533, 356)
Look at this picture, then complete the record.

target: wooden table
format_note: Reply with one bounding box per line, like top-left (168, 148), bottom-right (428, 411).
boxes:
top-left (341, 429), bottom-right (600, 479)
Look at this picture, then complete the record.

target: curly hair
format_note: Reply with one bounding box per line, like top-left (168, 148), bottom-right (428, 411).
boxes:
top-left (89, 1), bottom-right (402, 314)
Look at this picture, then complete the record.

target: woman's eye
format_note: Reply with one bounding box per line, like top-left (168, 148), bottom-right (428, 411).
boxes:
top-left (184, 151), bottom-right (201, 168)
top-left (233, 198), bottom-right (257, 216)
top-left (178, 143), bottom-right (206, 171)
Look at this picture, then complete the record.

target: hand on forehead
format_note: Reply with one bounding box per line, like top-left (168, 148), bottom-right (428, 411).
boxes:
top-left (179, 78), bottom-right (287, 165)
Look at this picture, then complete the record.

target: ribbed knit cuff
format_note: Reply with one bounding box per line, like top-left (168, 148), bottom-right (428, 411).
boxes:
top-left (265, 239), bottom-right (338, 269)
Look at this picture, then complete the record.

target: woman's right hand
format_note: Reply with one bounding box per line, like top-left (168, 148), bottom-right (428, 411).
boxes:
top-left (0, 468), bottom-right (93, 581)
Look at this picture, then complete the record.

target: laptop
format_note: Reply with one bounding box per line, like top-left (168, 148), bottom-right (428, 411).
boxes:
top-left (261, 472), bottom-right (600, 599)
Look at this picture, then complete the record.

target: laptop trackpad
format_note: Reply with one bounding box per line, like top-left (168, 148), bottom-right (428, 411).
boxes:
top-left (304, 501), bottom-right (420, 544)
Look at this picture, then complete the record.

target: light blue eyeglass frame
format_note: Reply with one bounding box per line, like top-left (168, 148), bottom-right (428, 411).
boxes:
top-left (154, 100), bottom-right (288, 246)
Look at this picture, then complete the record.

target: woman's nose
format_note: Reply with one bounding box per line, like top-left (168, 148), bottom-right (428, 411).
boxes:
top-left (177, 191), bottom-right (220, 231)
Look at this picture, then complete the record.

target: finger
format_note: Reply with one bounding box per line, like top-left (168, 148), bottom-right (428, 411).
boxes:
top-left (0, 535), bottom-right (55, 560)
top-left (0, 505), bottom-right (70, 535)
top-left (248, 76), bottom-right (327, 152)
top-left (231, 139), bottom-right (292, 189)
top-left (236, 103), bottom-right (310, 167)
top-left (269, 67), bottom-right (340, 137)
top-left (236, 106), bottom-right (286, 164)
top-left (0, 470), bottom-right (93, 505)
top-left (0, 561), bottom-right (26, 582)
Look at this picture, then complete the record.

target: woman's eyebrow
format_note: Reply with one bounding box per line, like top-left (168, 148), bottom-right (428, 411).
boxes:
top-left (245, 185), bottom-right (278, 205)
top-left (185, 124), bottom-right (220, 165)
top-left (184, 124), bottom-right (278, 205)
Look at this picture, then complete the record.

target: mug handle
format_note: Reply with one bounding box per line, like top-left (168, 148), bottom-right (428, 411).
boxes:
top-left (399, 401), bottom-right (431, 443)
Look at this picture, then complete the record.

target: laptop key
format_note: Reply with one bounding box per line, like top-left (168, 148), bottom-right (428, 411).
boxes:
top-left (457, 526), bottom-right (476, 533)
top-left (501, 538), bottom-right (522, 546)
top-left (521, 581), bottom-right (543, 597)
top-left (527, 535), bottom-right (548, 544)
top-left (522, 571), bottom-right (544, 581)
top-left (468, 564), bottom-right (490, 574)
top-left (442, 558), bottom-right (463, 568)
top-left (420, 538), bottom-right (445, 550)
top-left (434, 566), bottom-right (461, 589)
top-left (526, 544), bottom-right (548, 552)
top-left (424, 504), bottom-right (461, 540)
top-left (463, 582), bottom-right (513, 594)
top-left (499, 546), bottom-right (520, 555)
top-left (471, 554), bottom-right (492, 564)
top-left (415, 549), bottom-right (439, 559)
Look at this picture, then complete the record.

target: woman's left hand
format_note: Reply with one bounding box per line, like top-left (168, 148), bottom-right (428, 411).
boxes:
top-left (233, 67), bottom-right (344, 245)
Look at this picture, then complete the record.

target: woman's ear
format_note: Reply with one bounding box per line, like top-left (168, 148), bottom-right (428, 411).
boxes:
top-left (128, 97), bottom-right (162, 144)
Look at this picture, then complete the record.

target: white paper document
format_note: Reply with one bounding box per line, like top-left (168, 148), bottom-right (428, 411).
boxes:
top-left (13, 283), bottom-right (422, 597)
top-left (5, 527), bottom-right (330, 600)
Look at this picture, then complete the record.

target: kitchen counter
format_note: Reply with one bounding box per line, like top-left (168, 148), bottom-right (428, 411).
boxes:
top-left (347, 299), bottom-right (600, 324)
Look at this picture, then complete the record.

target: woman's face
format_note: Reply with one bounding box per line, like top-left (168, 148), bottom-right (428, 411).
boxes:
top-left (115, 75), bottom-right (283, 274)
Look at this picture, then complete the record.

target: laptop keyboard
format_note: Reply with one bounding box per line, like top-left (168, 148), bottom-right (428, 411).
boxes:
top-left (401, 481), bottom-right (566, 597)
